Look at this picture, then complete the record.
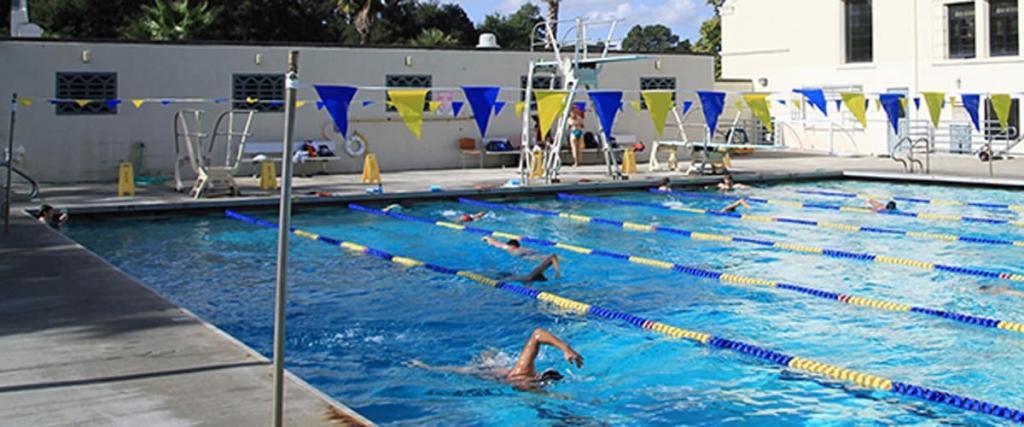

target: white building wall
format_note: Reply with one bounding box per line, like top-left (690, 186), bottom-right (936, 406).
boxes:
top-left (722, 0), bottom-right (1024, 156)
top-left (0, 40), bottom-right (714, 182)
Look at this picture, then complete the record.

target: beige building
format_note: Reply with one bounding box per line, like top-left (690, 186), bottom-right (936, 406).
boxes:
top-left (721, 0), bottom-right (1023, 157)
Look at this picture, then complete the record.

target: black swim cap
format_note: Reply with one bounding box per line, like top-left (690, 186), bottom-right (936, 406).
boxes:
top-left (539, 369), bottom-right (563, 382)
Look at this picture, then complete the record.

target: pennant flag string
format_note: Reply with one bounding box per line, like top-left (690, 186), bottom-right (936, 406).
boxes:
top-left (697, 91), bottom-right (727, 136)
top-left (462, 86), bottom-right (501, 138)
top-left (641, 90), bottom-right (674, 137)
top-left (314, 85), bottom-right (359, 139)
top-left (588, 91), bottom-right (624, 141)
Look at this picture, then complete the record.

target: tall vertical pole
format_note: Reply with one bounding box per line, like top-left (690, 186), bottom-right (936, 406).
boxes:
top-left (272, 51), bottom-right (299, 427)
top-left (4, 93), bottom-right (17, 234)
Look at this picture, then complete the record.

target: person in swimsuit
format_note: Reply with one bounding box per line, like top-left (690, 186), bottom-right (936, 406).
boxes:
top-left (408, 327), bottom-right (583, 391)
top-left (458, 211), bottom-right (489, 223)
top-left (568, 107), bottom-right (586, 168)
top-left (718, 175), bottom-right (749, 192)
top-left (656, 177), bottom-right (672, 192)
top-left (980, 284), bottom-right (1024, 298)
top-left (482, 237), bottom-right (561, 283)
top-left (720, 199), bottom-right (750, 213)
top-left (867, 199), bottom-right (897, 212)
top-left (36, 205), bottom-right (68, 229)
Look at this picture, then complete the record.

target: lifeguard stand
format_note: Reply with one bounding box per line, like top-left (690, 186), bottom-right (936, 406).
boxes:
top-left (517, 18), bottom-right (649, 184)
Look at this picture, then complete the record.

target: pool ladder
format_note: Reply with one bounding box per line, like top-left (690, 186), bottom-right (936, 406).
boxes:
top-left (891, 136), bottom-right (930, 174)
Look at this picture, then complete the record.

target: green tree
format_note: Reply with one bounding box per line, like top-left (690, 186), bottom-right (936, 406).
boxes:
top-left (477, 3), bottom-right (543, 50)
top-left (337, 0), bottom-right (384, 44)
top-left (1, 0), bottom-right (10, 35)
top-left (206, 0), bottom-right (336, 43)
top-left (123, 0), bottom-right (220, 41)
top-left (675, 39), bottom-right (693, 53)
top-left (621, 24), bottom-right (679, 53)
top-left (412, 1), bottom-right (476, 46)
top-left (412, 28), bottom-right (455, 46)
top-left (694, 0), bottom-right (724, 77)
top-left (30, 0), bottom-right (139, 39)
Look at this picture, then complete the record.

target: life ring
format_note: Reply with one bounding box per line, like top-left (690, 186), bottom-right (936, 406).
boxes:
top-left (345, 132), bottom-right (367, 158)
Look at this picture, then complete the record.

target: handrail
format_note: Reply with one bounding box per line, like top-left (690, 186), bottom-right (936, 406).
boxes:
top-left (0, 160), bottom-right (39, 201)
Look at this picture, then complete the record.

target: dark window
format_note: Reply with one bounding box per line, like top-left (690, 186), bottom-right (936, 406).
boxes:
top-left (385, 74), bottom-right (432, 112)
top-left (990, 0), bottom-right (1019, 56)
top-left (639, 77), bottom-right (677, 110)
top-left (232, 74), bottom-right (284, 112)
top-left (845, 0), bottom-right (873, 63)
top-left (55, 72), bottom-right (117, 115)
top-left (948, 3), bottom-right (976, 59)
top-left (520, 75), bottom-right (563, 109)
top-left (985, 98), bottom-right (1020, 138)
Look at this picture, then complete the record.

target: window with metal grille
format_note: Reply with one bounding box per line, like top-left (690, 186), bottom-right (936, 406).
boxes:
top-left (844, 0), bottom-right (873, 63)
top-left (990, 0), bottom-right (1019, 56)
top-left (55, 72), bottom-right (117, 115)
top-left (385, 74), bottom-right (432, 112)
top-left (948, 2), bottom-right (976, 59)
top-left (639, 77), bottom-right (677, 110)
top-left (520, 75), bottom-right (563, 110)
top-left (985, 98), bottom-right (1020, 138)
top-left (232, 74), bottom-right (284, 112)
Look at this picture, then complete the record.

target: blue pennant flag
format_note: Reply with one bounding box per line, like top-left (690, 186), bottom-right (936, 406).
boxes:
top-left (962, 94), bottom-right (981, 131)
top-left (697, 91), bottom-right (727, 135)
top-left (588, 91), bottom-right (623, 140)
top-left (160, 99), bottom-right (173, 106)
top-left (267, 100), bottom-right (285, 107)
top-left (493, 101), bottom-right (506, 116)
top-left (879, 93), bottom-right (905, 134)
top-left (618, 102), bottom-right (624, 112)
top-left (794, 89), bottom-right (828, 116)
top-left (913, 97), bottom-right (921, 111)
top-left (776, 100), bottom-right (787, 106)
top-left (462, 86), bottom-right (501, 138)
top-left (834, 99), bottom-right (843, 111)
top-left (361, 100), bottom-right (374, 107)
top-left (451, 101), bottom-right (465, 117)
top-left (573, 101), bottom-right (587, 113)
top-left (314, 85), bottom-right (358, 138)
top-left (213, 98), bottom-right (228, 104)
top-left (316, 101), bottom-right (325, 110)
top-left (683, 101), bottom-right (694, 114)
top-left (105, 99), bottom-right (122, 109)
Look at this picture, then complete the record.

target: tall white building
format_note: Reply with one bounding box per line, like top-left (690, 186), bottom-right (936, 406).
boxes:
top-left (722, 0), bottom-right (1023, 156)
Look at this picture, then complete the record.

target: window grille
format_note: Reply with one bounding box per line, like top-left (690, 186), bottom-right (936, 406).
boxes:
top-left (639, 77), bottom-right (677, 110)
top-left (844, 0), bottom-right (873, 63)
top-left (55, 72), bottom-right (117, 115)
top-left (232, 74), bottom-right (285, 112)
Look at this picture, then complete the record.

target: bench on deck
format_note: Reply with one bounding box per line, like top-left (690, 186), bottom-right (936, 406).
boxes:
top-left (243, 140), bottom-right (341, 175)
top-left (459, 137), bottom-right (521, 168)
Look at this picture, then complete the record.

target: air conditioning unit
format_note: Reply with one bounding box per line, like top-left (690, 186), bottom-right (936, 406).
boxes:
top-left (476, 33), bottom-right (500, 49)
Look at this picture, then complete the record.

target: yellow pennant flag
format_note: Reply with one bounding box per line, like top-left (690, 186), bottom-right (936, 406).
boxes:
top-left (922, 92), bottom-right (945, 129)
top-left (629, 100), bottom-right (642, 113)
top-left (428, 101), bottom-right (442, 113)
top-left (296, 100), bottom-right (308, 109)
top-left (534, 90), bottom-right (569, 139)
top-left (19, 98), bottom-right (33, 107)
top-left (641, 90), bottom-right (674, 137)
top-left (840, 93), bottom-right (867, 127)
top-left (742, 93), bottom-right (773, 133)
top-left (245, 97), bottom-right (259, 105)
top-left (874, 98), bottom-right (882, 111)
top-left (388, 89), bottom-right (429, 140)
top-left (75, 99), bottom-right (90, 107)
top-left (131, 99), bottom-right (146, 108)
top-left (899, 98), bottom-right (908, 114)
top-left (991, 94), bottom-right (1013, 130)
top-left (793, 99), bottom-right (803, 111)
top-left (514, 102), bottom-right (526, 117)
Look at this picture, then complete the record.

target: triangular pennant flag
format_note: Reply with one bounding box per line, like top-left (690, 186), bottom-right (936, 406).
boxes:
top-left (697, 91), bottom-right (727, 136)
top-left (245, 97), bottom-right (257, 105)
top-left (618, 102), bottom-right (624, 112)
top-left (131, 99), bottom-right (145, 108)
top-left (296, 100), bottom-right (308, 108)
top-left (388, 89), bottom-right (429, 139)
top-left (913, 97), bottom-right (921, 111)
top-left (47, 99), bottom-right (60, 105)
top-left (429, 101), bottom-right (442, 113)
top-left (573, 101), bottom-right (587, 113)
top-left (879, 93), bottom-right (904, 134)
top-left (19, 98), bottom-right (33, 107)
top-left (840, 93), bottom-right (867, 128)
top-left (794, 88), bottom-right (828, 116)
top-left (962, 94), bottom-right (982, 131)
top-left (641, 90), bottom-right (674, 137)
top-left (874, 98), bottom-right (882, 111)
top-left (105, 99), bottom-right (122, 109)
top-left (361, 100), bottom-right (374, 107)
top-left (991, 94), bottom-right (1013, 130)
top-left (534, 90), bottom-right (569, 140)
top-left (899, 98), bottom-right (908, 114)
top-left (742, 93), bottom-right (773, 133)
top-left (452, 101), bottom-right (465, 117)
top-left (75, 99), bottom-right (90, 107)
top-left (588, 91), bottom-right (623, 140)
top-left (922, 92), bottom-right (946, 129)
top-left (267, 100), bottom-right (285, 107)
top-left (794, 99), bottom-right (803, 110)
top-left (683, 101), bottom-right (694, 114)
top-left (776, 100), bottom-right (787, 106)
top-left (213, 98), bottom-right (229, 104)
top-left (629, 101), bottom-right (642, 113)
top-left (314, 85), bottom-right (358, 139)
top-left (493, 101), bottom-right (506, 116)
top-left (462, 86), bottom-right (501, 138)
top-left (161, 99), bottom-right (174, 106)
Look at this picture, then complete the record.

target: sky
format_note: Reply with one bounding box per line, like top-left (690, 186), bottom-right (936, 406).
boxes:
top-left (458, 0), bottom-right (716, 43)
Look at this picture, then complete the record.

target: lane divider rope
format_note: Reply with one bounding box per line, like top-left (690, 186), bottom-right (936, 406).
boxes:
top-left (347, 203), bottom-right (1024, 335)
top-left (656, 189), bottom-right (1023, 227)
top-left (460, 196), bottom-right (1024, 286)
top-left (795, 189), bottom-right (1024, 213)
top-left (642, 189), bottom-right (1024, 248)
top-left (224, 209), bottom-right (1024, 424)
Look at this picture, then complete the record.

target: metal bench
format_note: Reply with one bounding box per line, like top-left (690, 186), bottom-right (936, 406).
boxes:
top-left (243, 140), bottom-right (341, 175)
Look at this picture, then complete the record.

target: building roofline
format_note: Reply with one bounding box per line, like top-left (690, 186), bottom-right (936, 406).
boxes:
top-left (0, 36), bottom-right (716, 58)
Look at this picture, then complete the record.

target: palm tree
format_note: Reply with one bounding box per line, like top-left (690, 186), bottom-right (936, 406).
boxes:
top-left (412, 28), bottom-right (456, 47)
top-left (338, 0), bottom-right (382, 45)
top-left (544, 0), bottom-right (560, 41)
top-left (124, 0), bottom-right (219, 41)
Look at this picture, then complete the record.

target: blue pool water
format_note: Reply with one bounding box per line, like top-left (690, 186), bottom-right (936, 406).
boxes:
top-left (65, 180), bottom-right (1024, 425)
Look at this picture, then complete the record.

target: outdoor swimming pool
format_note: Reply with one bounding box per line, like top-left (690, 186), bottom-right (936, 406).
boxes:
top-left (66, 179), bottom-right (1024, 425)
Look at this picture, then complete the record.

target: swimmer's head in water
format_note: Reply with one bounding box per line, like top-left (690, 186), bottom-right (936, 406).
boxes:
top-left (660, 177), bottom-right (670, 186)
top-left (886, 201), bottom-right (897, 210)
top-left (507, 239), bottom-right (521, 248)
top-left (539, 369), bottom-right (564, 382)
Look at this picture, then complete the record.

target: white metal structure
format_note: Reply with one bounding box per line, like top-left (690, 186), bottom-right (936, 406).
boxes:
top-left (9, 0), bottom-right (43, 38)
top-left (517, 17), bottom-right (649, 184)
top-left (173, 109), bottom-right (254, 198)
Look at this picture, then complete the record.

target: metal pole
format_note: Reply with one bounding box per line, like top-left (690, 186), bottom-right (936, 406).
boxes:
top-left (4, 93), bottom-right (17, 234)
top-left (272, 51), bottom-right (299, 427)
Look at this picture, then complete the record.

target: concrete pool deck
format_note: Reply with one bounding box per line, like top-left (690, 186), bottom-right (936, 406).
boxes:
top-left (5, 150), bottom-right (1024, 424)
